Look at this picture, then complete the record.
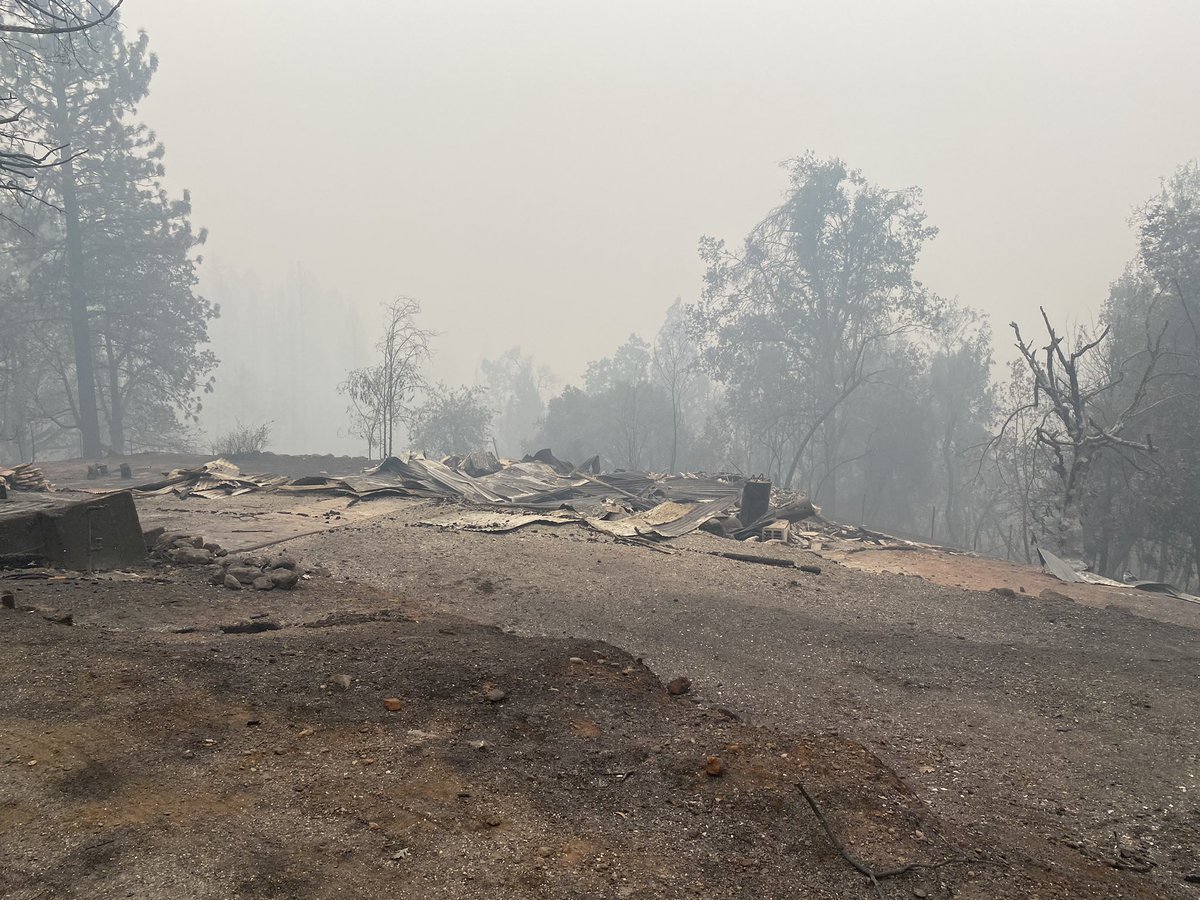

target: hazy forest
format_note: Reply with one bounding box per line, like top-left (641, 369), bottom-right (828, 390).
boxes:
top-left (3, 3), bottom-right (1199, 587)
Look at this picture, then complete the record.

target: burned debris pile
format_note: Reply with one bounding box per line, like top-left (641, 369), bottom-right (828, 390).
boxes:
top-left (125, 450), bottom-right (820, 544)
top-left (340, 450), bottom-right (820, 544)
top-left (134, 458), bottom-right (289, 499)
top-left (0, 463), bottom-right (52, 493)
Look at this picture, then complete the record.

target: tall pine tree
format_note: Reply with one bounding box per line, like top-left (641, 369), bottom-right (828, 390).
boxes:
top-left (1, 2), bottom-right (215, 455)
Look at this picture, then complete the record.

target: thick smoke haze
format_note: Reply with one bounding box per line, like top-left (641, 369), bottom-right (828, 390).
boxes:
top-left (120, 0), bottom-right (1200, 454)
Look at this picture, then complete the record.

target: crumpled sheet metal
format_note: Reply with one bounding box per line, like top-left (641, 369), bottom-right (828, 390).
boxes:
top-left (420, 497), bottom-right (736, 541)
top-left (653, 474), bottom-right (744, 503)
top-left (586, 497), bottom-right (735, 539)
top-left (135, 459), bottom-right (287, 499)
top-left (131, 453), bottom-right (766, 543)
top-left (475, 461), bottom-right (591, 503)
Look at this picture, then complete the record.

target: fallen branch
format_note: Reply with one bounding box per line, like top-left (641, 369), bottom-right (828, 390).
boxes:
top-left (843, 544), bottom-right (926, 555)
top-left (796, 780), bottom-right (960, 898)
top-left (712, 551), bottom-right (795, 568)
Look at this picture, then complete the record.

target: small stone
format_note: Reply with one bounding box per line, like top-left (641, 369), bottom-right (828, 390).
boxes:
top-left (202, 542), bottom-right (222, 553)
top-left (223, 574), bottom-right (243, 591)
top-left (190, 535), bottom-right (206, 548)
top-left (485, 815), bottom-right (502, 827)
top-left (568, 656), bottom-right (585, 665)
top-left (269, 553), bottom-right (298, 571)
top-left (328, 674), bottom-right (352, 691)
top-left (182, 750), bottom-right (195, 759)
top-left (383, 697), bottom-right (403, 711)
top-left (27, 759), bottom-right (37, 767)
top-left (227, 566), bottom-right (259, 585)
top-left (535, 846), bottom-right (553, 858)
top-left (705, 756), bottom-right (723, 777)
top-left (154, 531), bottom-right (185, 550)
top-left (297, 727), bottom-right (315, 737)
top-left (484, 688), bottom-right (507, 703)
top-left (169, 547), bottom-right (213, 565)
top-left (468, 739), bottom-right (493, 752)
top-left (209, 567), bottom-right (226, 586)
top-left (269, 568), bottom-right (300, 590)
top-left (913, 889), bottom-right (929, 898)
top-left (252, 575), bottom-right (275, 591)
top-left (667, 676), bottom-right (692, 696)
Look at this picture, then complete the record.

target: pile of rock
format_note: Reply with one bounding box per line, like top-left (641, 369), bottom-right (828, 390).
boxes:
top-left (146, 529), bottom-right (228, 564)
top-left (211, 552), bottom-right (303, 592)
top-left (146, 529), bottom-right (307, 592)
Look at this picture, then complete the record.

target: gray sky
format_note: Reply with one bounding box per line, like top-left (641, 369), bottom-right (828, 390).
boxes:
top-left (121, 0), bottom-right (1200, 450)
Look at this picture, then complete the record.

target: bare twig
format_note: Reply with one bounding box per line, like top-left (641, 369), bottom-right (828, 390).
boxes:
top-left (0, 0), bottom-right (123, 34)
top-left (796, 780), bottom-right (963, 898)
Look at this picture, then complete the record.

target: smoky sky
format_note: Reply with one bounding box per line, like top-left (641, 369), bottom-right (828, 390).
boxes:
top-left (120, 0), bottom-right (1200, 451)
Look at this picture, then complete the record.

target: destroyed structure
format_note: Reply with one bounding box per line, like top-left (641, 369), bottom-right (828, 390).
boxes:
top-left (126, 450), bottom-right (817, 544)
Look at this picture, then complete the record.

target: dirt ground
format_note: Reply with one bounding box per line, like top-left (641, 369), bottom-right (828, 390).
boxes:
top-left (826, 545), bottom-right (1200, 631)
top-left (2, 457), bottom-right (1199, 898)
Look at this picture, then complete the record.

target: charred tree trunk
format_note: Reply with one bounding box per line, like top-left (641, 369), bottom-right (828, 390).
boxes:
top-left (51, 63), bottom-right (103, 458)
top-left (102, 332), bottom-right (124, 453)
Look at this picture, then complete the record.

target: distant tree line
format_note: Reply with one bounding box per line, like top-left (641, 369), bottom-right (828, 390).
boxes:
top-left (455, 156), bottom-right (1200, 588)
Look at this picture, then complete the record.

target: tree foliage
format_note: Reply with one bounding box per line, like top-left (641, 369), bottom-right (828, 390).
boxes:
top-left (1, 2), bottom-right (215, 457)
top-left (695, 153), bottom-right (943, 496)
top-left (479, 346), bottom-right (552, 458)
top-left (409, 383), bottom-right (492, 457)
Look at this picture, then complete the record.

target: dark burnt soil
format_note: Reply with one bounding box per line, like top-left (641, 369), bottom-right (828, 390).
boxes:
top-left (0, 572), bottom-right (1173, 900)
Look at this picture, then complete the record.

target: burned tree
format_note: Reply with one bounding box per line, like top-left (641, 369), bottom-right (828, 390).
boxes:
top-left (1010, 307), bottom-right (1166, 564)
top-left (652, 298), bottom-right (699, 473)
top-left (340, 297), bottom-right (431, 459)
top-left (1, 1), bottom-right (124, 200)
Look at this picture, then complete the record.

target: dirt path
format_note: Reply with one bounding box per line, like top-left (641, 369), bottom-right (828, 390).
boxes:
top-left (828, 544), bottom-right (1200, 630)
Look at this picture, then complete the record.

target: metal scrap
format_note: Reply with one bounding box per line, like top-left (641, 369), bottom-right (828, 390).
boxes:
top-left (135, 459), bottom-right (287, 499)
